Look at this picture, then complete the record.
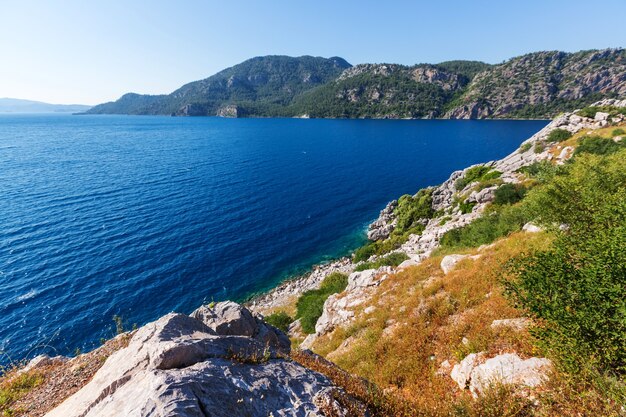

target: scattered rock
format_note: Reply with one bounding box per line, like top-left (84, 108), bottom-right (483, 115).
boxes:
top-left (469, 353), bottom-right (552, 397)
top-left (288, 318), bottom-right (305, 339)
top-left (451, 352), bottom-right (552, 398)
top-left (491, 318), bottom-right (531, 332)
top-left (594, 111), bottom-right (610, 121)
top-left (451, 352), bottom-right (485, 390)
top-left (440, 254), bottom-right (481, 274)
top-left (522, 223), bottom-right (543, 233)
top-left (17, 355), bottom-right (67, 376)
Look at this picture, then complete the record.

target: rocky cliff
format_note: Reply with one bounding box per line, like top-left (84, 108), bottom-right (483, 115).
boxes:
top-left (445, 49), bottom-right (626, 119)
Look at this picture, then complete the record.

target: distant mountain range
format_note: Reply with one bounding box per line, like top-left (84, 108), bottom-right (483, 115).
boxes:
top-left (0, 98), bottom-right (91, 113)
top-left (85, 48), bottom-right (626, 119)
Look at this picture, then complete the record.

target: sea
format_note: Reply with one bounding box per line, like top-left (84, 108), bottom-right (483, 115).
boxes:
top-left (0, 114), bottom-right (547, 364)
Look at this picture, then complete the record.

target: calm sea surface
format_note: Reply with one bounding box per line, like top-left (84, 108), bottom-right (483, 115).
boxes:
top-left (0, 114), bottom-right (547, 363)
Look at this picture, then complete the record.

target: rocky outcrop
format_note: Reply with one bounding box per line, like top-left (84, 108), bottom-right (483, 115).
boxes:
top-left (313, 268), bottom-right (392, 339)
top-left (446, 49), bottom-right (626, 119)
top-left (451, 352), bottom-right (552, 397)
top-left (367, 200), bottom-right (397, 241)
top-left (216, 104), bottom-right (239, 117)
top-left (46, 302), bottom-right (365, 417)
top-left (440, 254), bottom-right (481, 274)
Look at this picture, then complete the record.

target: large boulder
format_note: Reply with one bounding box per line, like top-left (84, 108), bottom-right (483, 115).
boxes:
top-left (191, 301), bottom-right (290, 355)
top-left (451, 352), bottom-right (552, 398)
top-left (46, 304), bottom-right (361, 417)
top-left (440, 254), bottom-right (481, 274)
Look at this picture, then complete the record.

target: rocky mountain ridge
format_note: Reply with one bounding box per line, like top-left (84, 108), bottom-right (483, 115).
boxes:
top-left (85, 48), bottom-right (625, 119)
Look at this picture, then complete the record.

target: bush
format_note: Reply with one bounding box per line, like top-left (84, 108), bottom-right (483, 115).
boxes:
top-left (574, 135), bottom-right (622, 156)
top-left (577, 105), bottom-right (626, 119)
top-left (296, 272), bottom-right (348, 334)
top-left (455, 166), bottom-right (501, 191)
top-left (355, 251), bottom-right (409, 272)
top-left (534, 142), bottom-right (545, 153)
top-left (440, 204), bottom-right (531, 249)
top-left (353, 243), bottom-right (378, 262)
top-left (264, 311), bottom-right (293, 333)
top-left (394, 189), bottom-right (434, 233)
top-left (547, 128), bottom-right (572, 142)
top-left (612, 128), bottom-right (625, 137)
top-left (506, 151), bottom-right (626, 375)
top-left (519, 143), bottom-right (532, 153)
top-left (517, 161), bottom-right (561, 182)
top-left (493, 183), bottom-right (526, 205)
top-left (458, 200), bottom-right (476, 214)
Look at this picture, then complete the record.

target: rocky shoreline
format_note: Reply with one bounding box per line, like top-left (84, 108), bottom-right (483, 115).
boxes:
top-left (248, 98), bottom-right (626, 346)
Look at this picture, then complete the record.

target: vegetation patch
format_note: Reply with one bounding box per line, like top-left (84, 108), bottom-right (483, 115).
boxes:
top-left (547, 128), bottom-right (572, 142)
top-left (574, 135), bottom-right (624, 156)
top-left (354, 252), bottom-right (409, 272)
top-left (506, 151), bottom-right (626, 378)
top-left (439, 204), bottom-right (531, 250)
top-left (264, 311), bottom-right (293, 333)
top-left (493, 183), bottom-right (527, 205)
top-left (576, 105), bottom-right (626, 119)
top-left (0, 371), bottom-right (43, 416)
top-left (455, 166), bottom-right (501, 191)
top-left (296, 273), bottom-right (348, 334)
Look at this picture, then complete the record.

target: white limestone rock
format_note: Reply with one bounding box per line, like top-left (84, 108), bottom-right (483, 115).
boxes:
top-left (440, 254), bottom-right (481, 274)
top-left (46, 307), bottom-right (365, 417)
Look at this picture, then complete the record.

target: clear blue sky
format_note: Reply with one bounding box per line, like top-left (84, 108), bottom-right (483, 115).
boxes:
top-left (1, 0), bottom-right (624, 105)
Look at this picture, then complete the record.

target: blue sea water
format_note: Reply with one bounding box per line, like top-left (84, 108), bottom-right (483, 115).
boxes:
top-left (0, 114), bottom-right (547, 363)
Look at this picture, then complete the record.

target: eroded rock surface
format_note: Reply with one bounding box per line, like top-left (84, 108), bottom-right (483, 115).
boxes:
top-left (46, 303), bottom-right (363, 417)
top-left (451, 352), bottom-right (552, 397)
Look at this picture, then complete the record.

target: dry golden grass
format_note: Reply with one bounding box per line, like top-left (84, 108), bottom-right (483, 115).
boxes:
top-left (306, 232), bottom-right (563, 415)
top-left (0, 333), bottom-right (131, 416)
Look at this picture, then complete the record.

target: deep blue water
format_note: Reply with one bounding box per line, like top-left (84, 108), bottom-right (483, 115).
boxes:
top-left (0, 114), bottom-right (547, 363)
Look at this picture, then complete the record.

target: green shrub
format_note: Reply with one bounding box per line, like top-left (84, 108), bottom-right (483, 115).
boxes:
top-left (575, 136), bottom-right (622, 156)
top-left (547, 128), bottom-right (572, 142)
top-left (353, 243), bottom-right (378, 262)
top-left (440, 204), bottom-right (531, 249)
top-left (394, 189), bottom-right (434, 233)
top-left (458, 200), bottom-right (476, 214)
top-left (493, 183), bottom-right (527, 205)
top-left (355, 251), bottom-right (409, 272)
top-left (319, 272), bottom-right (349, 293)
top-left (506, 151), bottom-right (626, 375)
top-left (577, 105), bottom-right (626, 119)
top-left (612, 128), bottom-right (625, 137)
top-left (517, 161), bottom-right (565, 185)
top-left (519, 143), bottom-right (532, 153)
top-left (534, 142), bottom-right (545, 153)
top-left (455, 166), bottom-right (501, 191)
top-left (296, 272), bottom-right (348, 334)
top-left (264, 311), bottom-right (293, 333)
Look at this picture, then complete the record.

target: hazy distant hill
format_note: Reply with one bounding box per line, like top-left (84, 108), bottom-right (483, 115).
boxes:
top-left (86, 48), bottom-right (626, 119)
top-left (86, 55), bottom-right (351, 117)
top-left (0, 98), bottom-right (91, 113)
